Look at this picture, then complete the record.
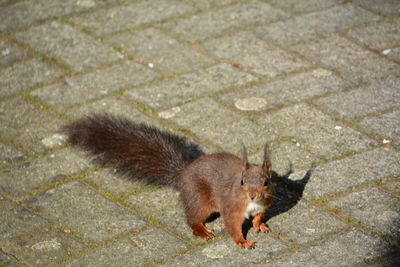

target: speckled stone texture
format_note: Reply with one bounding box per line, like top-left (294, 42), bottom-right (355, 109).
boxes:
top-left (0, 0), bottom-right (399, 266)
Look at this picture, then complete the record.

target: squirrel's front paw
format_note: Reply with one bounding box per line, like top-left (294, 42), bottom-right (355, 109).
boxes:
top-left (237, 239), bottom-right (255, 249)
top-left (254, 222), bottom-right (270, 233)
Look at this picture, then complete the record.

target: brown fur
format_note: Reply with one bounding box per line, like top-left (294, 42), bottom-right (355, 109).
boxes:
top-left (62, 113), bottom-right (275, 248)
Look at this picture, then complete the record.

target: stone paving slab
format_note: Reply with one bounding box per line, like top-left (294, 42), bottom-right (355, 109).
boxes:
top-left (255, 3), bottom-right (380, 46)
top-left (327, 186), bottom-right (400, 245)
top-left (25, 181), bottom-right (147, 244)
top-left (203, 31), bottom-right (310, 78)
top-left (124, 63), bottom-right (258, 110)
top-left (31, 60), bottom-right (161, 111)
top-left (0, 58), bottom-right (64, 98)
top-left (161, 1), bottom-right (288, 42)
top-left (107, 28), bottom-right (214, 74)
top-left (1, 0), bottom-right (399, 266)
top-left (13, 21), bottom-right (122, 72)
top-left (292, 34), bottom-right (400, 85)
top-left (262, 229), bottom-right (393, 266)
top-left (68, 0), bottom-right (195, 37)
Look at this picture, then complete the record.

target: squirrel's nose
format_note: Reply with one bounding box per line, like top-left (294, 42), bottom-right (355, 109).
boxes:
top-left (249, 193), bottom-right (256, 200)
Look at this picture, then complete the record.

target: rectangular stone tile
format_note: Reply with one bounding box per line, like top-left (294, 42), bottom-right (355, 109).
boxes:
top-left (249, 141), bottom-right (320, 175)
top-left (268, 200), bottom-right (347, 245)
top-left (26, 181), bottom-right (146, 243)
top-left (107, 28), bottom-right (214, 74)
top-left (266, 0), bottom-right (341, 14)
top-left (265, 230), bottom-right (392, 266)
top-left (4, 228), bottom-right (87, 267)
top-left (353, 0), bottom-right (400, 16)
top-left (347, 18), bottom-right (400, 50)
top-left (180, 0), bottom-right (236, 10)
top-left (166, 98), bottom-right (277, 153)
top-left (220, 68), bottom-right (351, 112)
top-left (162, 2), bottom-right (288, 42)
top-left (0, 58), bottom-right (64, 98)
top-left (0, 148), bottom-right (91, 199)
top-left (315, 77), bottom-right (400, 120)
top-left (0, 0), bottom-right (105, 32)
top-left (162, 234), bottom-right (289, 266)
top-left (31, 61), bottom-right (161, 111)
top-left (0, 196), bottom-right (49, 242)
top-left (0, 38), bottom-right (30, 67)
top-left (14, 21), bottom-right (121, 72)
top-left (203, 31), bottom-right (310, 78)
top-left (327, 187), bottom-right (399, 245)
top-left (359, 109), bottom-right (400, 146)
top-left (381, 180), bottom-right (400, 196)
top-left (64, 227), bottom-right (188, 267)
top-left (69, 0), bottom-right (195, 37)
top-left (0, 142), bottom-right (27, 166)
top-left (83, 168), bottom-right (147, 198)
top-left (0, 97), bottom-right (66, 154)
top-left (257, 103), bottom-right (375, 159)
top-left (289, 148), bottom-right (400, 199)
top-left (255, 4), bottom-right (380, 45)
top-left (291, 35), bottom-right (400, 85)
top-left (124, 64), bottom-right (258, 110)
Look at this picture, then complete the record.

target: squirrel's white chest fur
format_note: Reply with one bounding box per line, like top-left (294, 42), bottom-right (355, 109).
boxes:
top-left (243, 201), bottom-right (264, 219)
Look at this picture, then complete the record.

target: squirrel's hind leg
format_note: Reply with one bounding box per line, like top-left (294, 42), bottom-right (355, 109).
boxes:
top-left (181, 192), bottom-right (215, 240)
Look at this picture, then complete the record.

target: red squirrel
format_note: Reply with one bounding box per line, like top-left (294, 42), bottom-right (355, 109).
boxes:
top-left (62, 113), bottom-right (275, 249)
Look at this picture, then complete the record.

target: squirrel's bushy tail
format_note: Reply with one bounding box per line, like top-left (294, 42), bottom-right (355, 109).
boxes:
top-left (61, 113), bottom-right (203, 185)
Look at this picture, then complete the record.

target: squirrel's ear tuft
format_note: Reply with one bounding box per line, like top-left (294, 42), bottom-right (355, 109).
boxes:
top-left (262, 144), bottom-right (272, 174)
top-left (241, 142), bottom-right (249, 170)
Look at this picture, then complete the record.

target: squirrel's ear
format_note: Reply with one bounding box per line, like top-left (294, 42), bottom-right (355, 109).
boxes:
top-left (262, 144), bottom-right (272, 174)
top-left (241, 142), bottom-right (249, 170)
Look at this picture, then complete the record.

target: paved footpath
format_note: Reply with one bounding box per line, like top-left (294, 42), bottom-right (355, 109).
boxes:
top-left (1, 0), bottom-right (399, 266)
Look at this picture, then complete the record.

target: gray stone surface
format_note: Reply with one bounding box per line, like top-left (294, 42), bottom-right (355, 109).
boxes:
top-left (266, 0), bottom-right (341, 14)
top-left (220, 68), bottom-right (350, 112)
top-left (0, 58), bottom-right (64, 98)
top-left (124, 63), bottom-right (258, 110)
top-left (1, 1), bottom-right (399, 265)
top-left (64, 227), bottom-right (188, 266)
top-left (162, 2), bottom-right (288, 42)
top-left (14, 21), bottom-right (122, 72)
top-left (353, 0), bottom-right (400, 16)
top-left (257, 103), bottom-right (375, 159)
top-left (0, 97), bottom-right (66, 154)
top-left (0, 196), bottom-right (49, 242)
top-left (327, 187), bottom-right (399, 245)
top-left (359, 109), bottom-right (400, 146)
top-left (264, 230), bottom-right (392, 266)
top-left (107, 28), bottom-right (214, 74)
top-left (0, 0), bottom-right (105, 32)
top-left (292, 34), bottom-right (400, 85)
top-left (347, 18), bottom-right (400, 50)
top-left (4, 228), bottom-right (87, 267)
top-left (31, 60), bottom-right (160, 111)
top-left (0, 143), bottom-right (27, 167)
top-left (162, 233), bottom-right (289, 266)
top-left (0, 148), bottom-right (91, 199)
top-left (255, 4), bottom-right (380, 45)
top-left (26, 181), bottom-right (146, 243)
top-left (315, 77), bottom-right (400, 120)
top-left (289, 148), bottom-right (400, 199)
top-left (69, 0), bottom-right (195, 37)
top-left (166, 98), bottom-right (277, 153)
top-left (0, 38), bottom-right (30, 67)
top-left (203, 31), bottom-right (310, 78)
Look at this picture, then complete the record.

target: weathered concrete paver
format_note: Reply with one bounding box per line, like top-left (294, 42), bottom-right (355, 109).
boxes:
top-left (1, 0), bottom-right (399, 266)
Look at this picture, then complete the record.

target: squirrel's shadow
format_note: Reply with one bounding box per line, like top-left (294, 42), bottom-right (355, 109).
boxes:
top-left (241, 168), bottom-right (313, 238)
